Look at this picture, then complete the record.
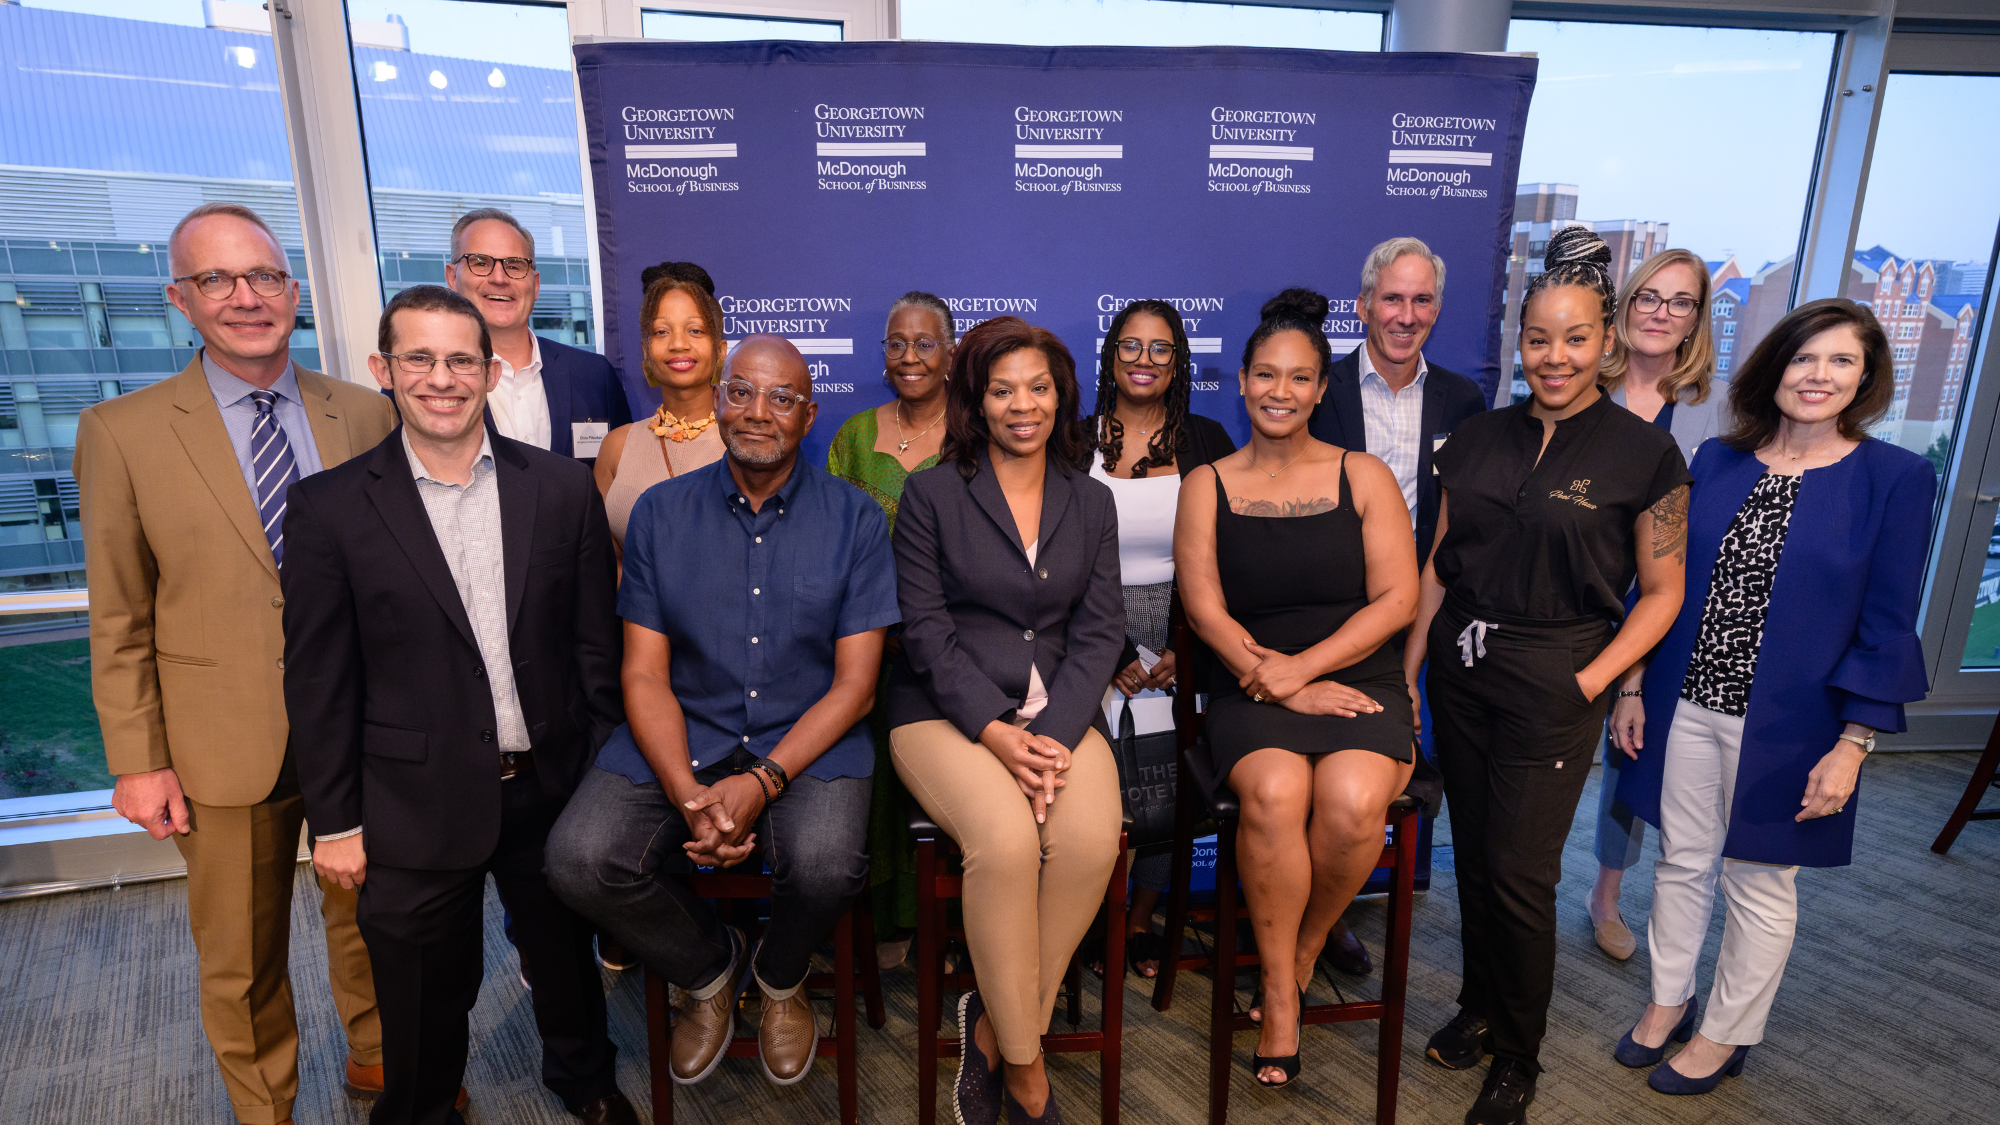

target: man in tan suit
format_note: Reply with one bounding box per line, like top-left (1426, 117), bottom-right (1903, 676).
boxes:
top-left (76, 203), bottom-right (396, 1125)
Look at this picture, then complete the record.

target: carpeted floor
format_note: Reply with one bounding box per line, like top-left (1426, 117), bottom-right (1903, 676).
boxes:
top-left (3, 750), bottom-right (1996, 1124)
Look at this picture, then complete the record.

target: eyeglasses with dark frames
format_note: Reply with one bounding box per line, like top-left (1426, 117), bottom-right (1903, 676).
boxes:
top-left (454, 253), bottom-right (535, 279)
top-left (883, 337), bottom-right (942, 360)
top-left (172, 269), bottom-right (291, 300)
top-left (721, 379), bottom-right (805, 416)
top-left (1631, 290), bottom-right (1700, 318)
top-left (378, 351), bottom-right (490, 377)
top-left (1116, 338), bottom-right (1178, 365)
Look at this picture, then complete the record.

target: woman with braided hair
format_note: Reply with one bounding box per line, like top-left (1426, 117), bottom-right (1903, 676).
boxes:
top-left (1404, 225), bottom-right (1691, 1125)
top-left (1083, 299), bottom-right (1233, 979)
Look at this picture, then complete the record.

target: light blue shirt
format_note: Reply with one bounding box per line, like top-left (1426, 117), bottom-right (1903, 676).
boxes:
top-left (201, 350), bottom-right (324, 497)
top-left (1356, 344), bottom-right (1428, 520)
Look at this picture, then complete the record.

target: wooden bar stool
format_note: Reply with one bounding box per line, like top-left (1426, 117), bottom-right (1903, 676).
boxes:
top-left (1151, 602), bottom-right (1420, 1125)
top-left (643, 867), bottom-right (886, 1125)
top-left (911, 813), bottom-right (1129, 1125)
top-left (1933, 709), bottom-right (2000, 854)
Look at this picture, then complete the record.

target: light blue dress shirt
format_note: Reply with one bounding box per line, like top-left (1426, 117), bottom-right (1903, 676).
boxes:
top-left (201, 350), bottom-right (325, 495)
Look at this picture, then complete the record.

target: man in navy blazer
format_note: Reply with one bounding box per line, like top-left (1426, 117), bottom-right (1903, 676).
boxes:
top-left (1307, 237), bottom-right (1487, 567)
top-left (447, 208), bottom-right (633, 461)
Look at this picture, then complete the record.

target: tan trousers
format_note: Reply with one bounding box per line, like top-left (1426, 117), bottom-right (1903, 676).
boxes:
top-left (175, 780), bottom-right (381, 1124)
top-left (890, 719), bottom-right (1121, 1064)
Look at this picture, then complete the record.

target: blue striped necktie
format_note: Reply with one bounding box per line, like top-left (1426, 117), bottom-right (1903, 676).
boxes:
top-left (248, 390), bottom-right (299, 566)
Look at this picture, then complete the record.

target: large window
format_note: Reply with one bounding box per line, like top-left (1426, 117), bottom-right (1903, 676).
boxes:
top-left (345, 0), bottom-right (598, 350)
top-left (1498, 21), bottom-right (1838, 402)
top-left (1842, 73), bottom-right (2000, 670)
top-left (0, 0), bottom-right (308, 796)
top-left (901, 0), bottom-right (1381, 50)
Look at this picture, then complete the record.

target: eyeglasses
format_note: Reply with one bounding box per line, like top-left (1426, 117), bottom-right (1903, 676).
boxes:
top-left (1116, 338), bottom-right (1177, 365)
top-left (173, 269), bottom-right (291, 300)
top-left (454, 253), bottom-right (535, 279)
top-left (1631, 291), bottom-right (1700, 318)
top-left (721, 379), bottom-right (805, 416)
top-left (883, 337), bottom-right (941, 360)
top-left (378, 351), bottom-right (489, 376)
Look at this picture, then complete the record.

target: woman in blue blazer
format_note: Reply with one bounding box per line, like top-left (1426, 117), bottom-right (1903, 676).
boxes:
top-left (1608, 299), bottom-right (1935, 1096)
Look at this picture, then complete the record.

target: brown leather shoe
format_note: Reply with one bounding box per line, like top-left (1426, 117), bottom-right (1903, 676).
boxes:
top-left (670, 927), bottom-right (747, 1085)
top-left (343, 1057), bottom-right (468, 1110)
top-left (756, 979), bottom-right (818, 1085)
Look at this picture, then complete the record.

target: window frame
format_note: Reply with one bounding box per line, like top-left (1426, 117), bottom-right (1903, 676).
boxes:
top-left (8, 0), bottom-right (2000, 874)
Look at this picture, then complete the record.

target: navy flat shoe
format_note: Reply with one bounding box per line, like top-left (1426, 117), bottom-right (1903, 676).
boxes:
top-left (1648, 1043), bottom-right (1749, 1095)
top-left (1614, 1000), bottom-right (1697, 1068)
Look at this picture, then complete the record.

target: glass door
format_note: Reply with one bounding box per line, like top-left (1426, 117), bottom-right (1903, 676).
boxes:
top-left (1861, 35), bottom-right (2000, 711)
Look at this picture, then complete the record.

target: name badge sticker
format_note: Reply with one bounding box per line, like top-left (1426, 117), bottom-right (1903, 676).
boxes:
top-left (572, 420), bottom-right (609, 459)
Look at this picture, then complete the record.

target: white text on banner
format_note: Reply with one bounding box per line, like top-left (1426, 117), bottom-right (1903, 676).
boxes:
top-left (626, 143), bottom-right (737, 158)
top-left (816, 142), bottom-right (926, 157)
top-left (1015, 145), bottom-right (1123, 158)
top-left (1387, 150), bottom-right (1493, 166)
top-left (725, 338), bottom-right (855, 355)
top-left (1208, 145), bottom-right (1313, 161)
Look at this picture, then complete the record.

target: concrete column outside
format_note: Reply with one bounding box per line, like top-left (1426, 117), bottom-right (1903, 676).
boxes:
top-left (1387, 0), bottom-right (1510, 54)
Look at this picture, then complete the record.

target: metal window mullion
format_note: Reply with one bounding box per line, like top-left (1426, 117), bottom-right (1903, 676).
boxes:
top-left (1793, 5), bottom-right (1896, 305)
top-left (266, 0), bottom-right (381, 385)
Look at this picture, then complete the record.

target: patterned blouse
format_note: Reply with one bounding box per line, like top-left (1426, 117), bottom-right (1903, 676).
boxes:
top-left (1681, 472), bottom-right (1803, 717)
top-left (825, 405), bottom-right (940, 536)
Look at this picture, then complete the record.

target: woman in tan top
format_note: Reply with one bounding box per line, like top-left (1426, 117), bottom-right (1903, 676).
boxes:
top-left (597, 274), bottom-right (728, 553)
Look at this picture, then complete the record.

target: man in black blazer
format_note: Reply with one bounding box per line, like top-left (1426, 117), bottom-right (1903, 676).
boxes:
top-left (447, 208), bottom-right (633, 460)
top-left (284, 285), bottom-right (636, 1125)
top-left (1307, 237), bottom-right (1488, 567)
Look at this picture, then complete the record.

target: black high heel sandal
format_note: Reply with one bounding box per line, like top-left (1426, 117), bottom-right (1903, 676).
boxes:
top-left (1251, 997), bottom-right (1303, 1089)
top-left (1248, 980), bottom-right (1312, 1088)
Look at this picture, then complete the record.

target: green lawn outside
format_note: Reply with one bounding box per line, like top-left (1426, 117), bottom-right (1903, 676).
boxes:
top-left (0, 638), bottom-right (113, 799)
top-left (1963, 599), bottom-right (2000, 670)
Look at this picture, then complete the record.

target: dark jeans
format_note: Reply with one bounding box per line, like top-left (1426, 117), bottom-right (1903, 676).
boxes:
top-left (545, 754), bottom-right (871, 992)
top-left (356, 771), bottom-right (616, 1125)
top-left (1426, 603), bottom-right (1611, 1075)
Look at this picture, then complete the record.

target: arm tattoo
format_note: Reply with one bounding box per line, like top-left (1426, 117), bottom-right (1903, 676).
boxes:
top-left (1649, 485), bottom-right (1689, 564)
top-left (1231, 496), bottom-right (1338, 518)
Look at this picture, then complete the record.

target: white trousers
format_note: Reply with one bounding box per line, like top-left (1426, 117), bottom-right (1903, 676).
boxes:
top-left (1646, 698), bottom-right (1800, 1046)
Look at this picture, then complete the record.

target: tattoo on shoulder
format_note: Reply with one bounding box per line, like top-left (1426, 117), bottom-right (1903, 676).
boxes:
top-left (1649, 485), bottom-right (1689, 564)
top-left (1231, 496), bottom-right (1338, 518)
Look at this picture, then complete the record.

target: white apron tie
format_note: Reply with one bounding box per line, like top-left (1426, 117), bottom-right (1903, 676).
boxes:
top-left (1456, 619), bottom-right (1500, 667)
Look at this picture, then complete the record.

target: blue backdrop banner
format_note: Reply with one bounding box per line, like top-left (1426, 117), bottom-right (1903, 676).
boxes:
top-left (575, 40), bottom-right (1536, 463)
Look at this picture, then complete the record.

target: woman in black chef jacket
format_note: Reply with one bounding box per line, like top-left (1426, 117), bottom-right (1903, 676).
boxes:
top-left (1403, 225), bottom-right (1692, 1125)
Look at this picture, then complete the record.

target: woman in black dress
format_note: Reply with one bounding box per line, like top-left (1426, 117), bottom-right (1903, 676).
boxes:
top-left (1174, 288), bottom-right (1419, 1087)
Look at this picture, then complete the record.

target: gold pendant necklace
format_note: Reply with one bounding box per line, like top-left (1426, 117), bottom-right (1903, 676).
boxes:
top-left (895, 399), bottom-right (945, 455)
top-left (651, 405), bottom-right (715, 442)
top-left (1254, 447), bottom-right (1307, 478)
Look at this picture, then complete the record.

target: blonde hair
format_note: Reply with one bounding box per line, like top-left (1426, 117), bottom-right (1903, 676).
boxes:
top-left (638, 276), bottom-right (726, 388)
top-left (1602, 248), bottom-right (1716, 405)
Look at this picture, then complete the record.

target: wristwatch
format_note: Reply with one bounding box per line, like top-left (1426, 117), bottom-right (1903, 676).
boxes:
top-left (1838, 731), bottom-right (1876, 754)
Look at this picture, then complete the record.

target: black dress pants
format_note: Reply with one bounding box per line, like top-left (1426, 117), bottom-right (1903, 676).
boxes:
top-left (1426, 600), bottom-right (1612, 1074)
top-left (356, 769), bottom-right (617, 1125)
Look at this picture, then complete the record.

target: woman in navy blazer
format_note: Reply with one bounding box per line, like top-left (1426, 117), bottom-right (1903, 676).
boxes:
top-left (888, 316), bottom-right (1124, 1125)
top-left (1608, 299), bottom-right (1934, 1096)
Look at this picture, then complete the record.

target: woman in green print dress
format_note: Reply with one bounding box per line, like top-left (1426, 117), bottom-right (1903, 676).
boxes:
top-left (827, 290), bottom-right (956, 967)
